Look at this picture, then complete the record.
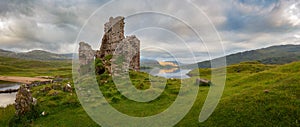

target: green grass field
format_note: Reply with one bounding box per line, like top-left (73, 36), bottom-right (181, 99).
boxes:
top-left (0, 56), bottom-right (299, 126)
top-left (0, 56), bottom-right (72, 77)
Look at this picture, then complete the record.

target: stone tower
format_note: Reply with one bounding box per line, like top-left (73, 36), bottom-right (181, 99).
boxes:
top-left (95, 16), bottom-right (140, 73)
top-left (98, 16), bottom-right (125, 58)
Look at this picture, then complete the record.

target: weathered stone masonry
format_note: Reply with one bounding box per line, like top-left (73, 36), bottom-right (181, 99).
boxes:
top-left (79, 16), bottom-right (140, 74)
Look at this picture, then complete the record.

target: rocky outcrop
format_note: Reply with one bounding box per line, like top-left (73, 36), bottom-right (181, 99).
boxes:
top-left (15, 85), bottom-right (34, 116)
top-left (26, 81), bottom-right (52, 89)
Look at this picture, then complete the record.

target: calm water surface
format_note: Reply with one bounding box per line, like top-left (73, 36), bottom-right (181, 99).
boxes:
top-left (0, 82), bottom-right (20, 107)
top-left (141, 68), bottom-right (191, 79)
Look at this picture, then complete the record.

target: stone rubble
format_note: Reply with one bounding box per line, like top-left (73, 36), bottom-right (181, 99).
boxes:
top-left (15, 85), bottom-right (34, 116)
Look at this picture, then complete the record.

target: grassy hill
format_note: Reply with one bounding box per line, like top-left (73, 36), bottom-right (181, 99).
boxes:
top-left (186, 61), bottom-right (300, 126)
top-left (0, 49), bottom-right (73, 61)
top-left (0, 56), bottom-right (72, 77)
top-left (0, 59), bottom-right (299, 126)
top-left (190, 44), bottom-right (300, 68)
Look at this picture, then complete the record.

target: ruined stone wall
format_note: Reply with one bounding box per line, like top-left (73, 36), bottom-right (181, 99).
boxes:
top-left (95, 16), bottom-right (140, 73)
top-left (79, 42), bottom-right (95, 65)
top-left (97, 16), bottom-right (125, 59)
top-left (121, 36), bottom-right (140, 71)
top-left (78, 16), bottom-right (140, 75)
top-left (78, 42), bottom-right (95, 75)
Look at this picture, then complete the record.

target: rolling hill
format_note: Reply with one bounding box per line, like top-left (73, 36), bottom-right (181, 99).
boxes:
top-left (0, 49), bottom-right (73, 61)
top-left (191, 44), bottom-right (300, 68)
top-left (0, 56), bottom-right (71, 77)
top-left (180, 61), bottom-right (300, 126)
top-left (1, 59), bottom-right (299, 126)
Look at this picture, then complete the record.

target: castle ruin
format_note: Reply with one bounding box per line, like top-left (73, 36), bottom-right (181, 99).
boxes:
top-left (79, 16), bottom-right (140, 75)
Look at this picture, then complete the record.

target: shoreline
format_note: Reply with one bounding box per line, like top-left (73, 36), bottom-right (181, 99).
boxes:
top-left (0, 76), bottom-right (53, 94)
top-left (0, 76), bottom-right (52, 84)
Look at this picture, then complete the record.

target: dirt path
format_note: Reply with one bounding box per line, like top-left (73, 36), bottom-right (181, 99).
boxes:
top-left (0, 76), bottom-right (52, 84)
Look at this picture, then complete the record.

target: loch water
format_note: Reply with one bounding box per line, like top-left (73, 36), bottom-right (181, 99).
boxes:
top-left (141, 68), bottom-right (191, 79)
top-left (0, 81), bottom-right (20, 107)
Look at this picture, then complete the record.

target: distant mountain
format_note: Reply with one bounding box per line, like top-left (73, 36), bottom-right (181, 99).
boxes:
top-left (140, 58), bottom-right (159, 65)
top-left (164, 61), bottom-right (183, 66)
top-left (190, 44), bottom-right (300, 69)
top-left (140, 58), bottom-right (182, 69)
top-left (158, 61), bottom-right (178, 67)
top-left (0, 49), bottom-right (73, 61)
top-left (140, 58), bottom-right (160, 69)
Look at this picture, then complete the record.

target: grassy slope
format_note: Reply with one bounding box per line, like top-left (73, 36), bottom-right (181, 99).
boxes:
top-left (0, 58), bottom-right (299, 126)
top-left (0, 56), bottom-right (71, 77)
top-left (185, 61), bottom-right (300, 126)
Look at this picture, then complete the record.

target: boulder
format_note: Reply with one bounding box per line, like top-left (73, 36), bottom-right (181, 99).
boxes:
top-left (51, 84), bottom-right (62, 90)
top-left (63, 83), bottom-right (72, 92)
top-left (264, 89), bottom-right (270, 93)
top-left (41, 86), bottom-right (51, 93)
top-left (33, 98), bottom-right (37, 106)
top-left (196, 78), bottom-right (211, 86)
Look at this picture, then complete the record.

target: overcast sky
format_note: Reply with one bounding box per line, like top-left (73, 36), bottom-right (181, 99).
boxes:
top-left (0, 0), bottom-right (299, 63)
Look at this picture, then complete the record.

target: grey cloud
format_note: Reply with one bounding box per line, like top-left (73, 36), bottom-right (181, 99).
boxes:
top-left (221, 0), bottom-right (300, 33)
top-left (0, 0), bottom-right (108, 53)
top-left (0, 0), bottom-right (299, 62)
